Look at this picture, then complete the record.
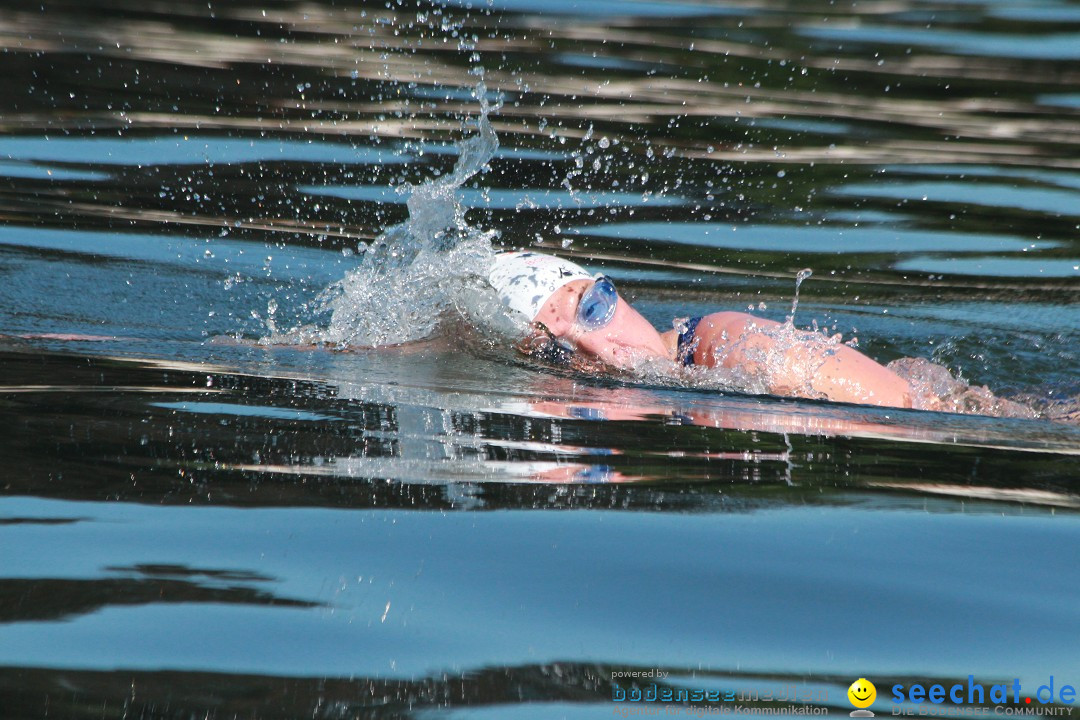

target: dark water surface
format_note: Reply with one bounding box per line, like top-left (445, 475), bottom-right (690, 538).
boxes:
top-left (2, 1), bottom-right (1079, 718)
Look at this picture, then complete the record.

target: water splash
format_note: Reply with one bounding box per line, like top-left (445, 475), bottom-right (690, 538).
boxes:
top-left (889, 357), bottom-right (1039, 419)
top-left (271, 83), bottom-right (501, 348)
top-left (675, 268), bottom-right (845, 400)
top-left (786, 268), bottom-right (813, 325)
top-left (695, 324), bottom-right (842, 401)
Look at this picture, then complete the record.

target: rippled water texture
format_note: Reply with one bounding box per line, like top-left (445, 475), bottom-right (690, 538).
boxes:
top-left (1, 1), bottom-right (1079, 718)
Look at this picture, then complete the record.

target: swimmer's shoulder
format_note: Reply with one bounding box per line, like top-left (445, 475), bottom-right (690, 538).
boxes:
top-left (684, 312), bottom-right (784, 366)
top-left (659, 311), bottom-right (763, 366)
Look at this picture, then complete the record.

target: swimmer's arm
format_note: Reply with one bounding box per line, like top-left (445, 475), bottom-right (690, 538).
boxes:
top-left (690, 312), bottom-right (912, 408)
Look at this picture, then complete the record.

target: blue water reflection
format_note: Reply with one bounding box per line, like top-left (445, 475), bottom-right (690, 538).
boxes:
top-left (896, 256), bottom-right (1080, 278)
top-left (0, 136), bottom-right (404, 167)
top-left (572, 222), bottom-right (1059, 254)
top-left (798, 25), bottom-right (1080, 61)
top-left (3, 496), bottom-right (1078, 682)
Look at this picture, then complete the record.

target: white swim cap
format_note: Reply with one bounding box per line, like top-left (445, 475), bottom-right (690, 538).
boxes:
top-left (487, 251), bottom-right (594, 321)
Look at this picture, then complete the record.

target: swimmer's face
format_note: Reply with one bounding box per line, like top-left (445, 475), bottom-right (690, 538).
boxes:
top-left (533, 279), bottom-right (669, 369)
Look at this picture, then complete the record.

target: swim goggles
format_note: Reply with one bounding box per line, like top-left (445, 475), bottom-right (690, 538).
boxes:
top-left (576, 276), bottom-right (618, 331)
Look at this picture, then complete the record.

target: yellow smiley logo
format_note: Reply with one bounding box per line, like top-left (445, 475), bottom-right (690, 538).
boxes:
top-left (848, 678), bottom-right (877, 709)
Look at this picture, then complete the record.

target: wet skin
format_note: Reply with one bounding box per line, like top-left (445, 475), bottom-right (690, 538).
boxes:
top-left (532, 279), bottom-right (913, 409)
top-left (532, 279), bottom-right (670, 368)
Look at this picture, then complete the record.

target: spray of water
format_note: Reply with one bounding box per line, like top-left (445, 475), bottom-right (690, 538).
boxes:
top-left (679, 268), bottom-right (1043, 417)
top-left (268, 83), bottom-right (501, 348)
top-left (666, 268), bottom-right (844, 400)
top-left (786, 268), bottom-right (813, 325)
top-left (888, 357), bottom-right (1039, 418)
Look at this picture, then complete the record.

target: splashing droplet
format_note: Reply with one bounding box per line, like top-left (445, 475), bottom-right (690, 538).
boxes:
top-left (275, 81), bottom-right (501, 348)
top-left (787, 268), bottom-right (813, 325)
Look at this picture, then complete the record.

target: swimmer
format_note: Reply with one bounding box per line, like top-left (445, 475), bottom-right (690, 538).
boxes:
top-left (487, 251), bottom-right (913, 408)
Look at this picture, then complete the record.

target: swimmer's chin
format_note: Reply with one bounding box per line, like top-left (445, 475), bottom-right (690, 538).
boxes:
top-left (520, 335), bottom-right (674, 376)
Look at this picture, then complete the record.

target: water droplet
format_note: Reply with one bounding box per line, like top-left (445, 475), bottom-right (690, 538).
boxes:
top-left (786, 268), bottom-right (813, 324)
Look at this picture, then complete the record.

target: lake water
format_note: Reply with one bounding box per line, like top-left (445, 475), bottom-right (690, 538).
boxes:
top-left (1, 0), bottom-right (1078, 718)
